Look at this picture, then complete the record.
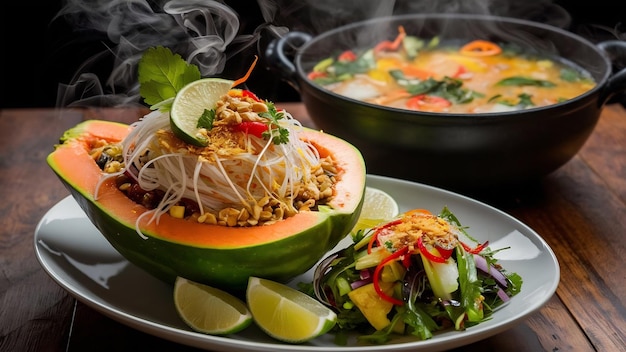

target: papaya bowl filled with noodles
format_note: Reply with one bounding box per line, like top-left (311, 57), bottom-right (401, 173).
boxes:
top-left (265, 13), bottom-right (626, 191)
top-left (47, 54), bottom-right (367, 292)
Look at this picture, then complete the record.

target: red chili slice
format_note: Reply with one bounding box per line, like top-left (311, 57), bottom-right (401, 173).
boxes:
top-left (406, 95), bottom-right (452, 112)
top-left (436, 246), bottom-right (455, 259)
top-left (452, 65), bottom-right (468, 78)
top-left (234, 121), bottom-right (268, 138)
top-left (338, 50), bottom-right (357, 62)
top-left (373, 26), bottom-right (406, 53)
top-left (417, 236), bottom-right (447, 263)
top-left (367, 219), bottom-right (402, 254)
top-left (307, 71), bottom-right (328, 80)
top-left (241, 89), bottom-right (261, 101)
top-left (373, 246), bottom-right (408, 306)
top-left (461, 241), bottom-right (489, 254)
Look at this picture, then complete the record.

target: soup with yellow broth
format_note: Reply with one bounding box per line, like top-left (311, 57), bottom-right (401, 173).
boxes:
top-left (308, 27), bottom-right (595, 114)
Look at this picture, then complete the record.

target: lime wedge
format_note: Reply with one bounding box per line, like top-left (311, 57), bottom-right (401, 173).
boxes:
top-left (352, 186), bottom-right (400, 232)
top-left (246, 277), bottom-right (337, 343)
top-left (170, 78), bottom-right (233, 146)
top-left (173, 276), bottom-right (252, 335)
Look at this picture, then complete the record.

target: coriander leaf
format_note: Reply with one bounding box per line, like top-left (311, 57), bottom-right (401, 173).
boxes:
top-left (496, 76), bottom-right (555, 87)
top-left (197, 109), bottom-right (215, 129)
top-left (402, 77), bottom-right (477, 104)
top-left (138, 46), bottom-right (201, 108)
top-left (139, 82), bottom-right (178, 111)
top-left (259, 102), bottom-right (290, 145)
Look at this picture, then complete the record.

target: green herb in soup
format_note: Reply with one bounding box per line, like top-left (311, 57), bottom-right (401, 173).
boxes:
top-left (308, 26), bottom-right (595, 113)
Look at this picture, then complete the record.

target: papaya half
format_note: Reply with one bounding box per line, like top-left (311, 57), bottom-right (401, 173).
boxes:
top-left (47, 120), bottom-right (366, 292)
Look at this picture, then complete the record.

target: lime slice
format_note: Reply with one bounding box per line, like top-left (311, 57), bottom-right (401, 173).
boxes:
top-left (170, 78), bottom-right (234, 146)
top-left (246, 277), bottom-right (337, 343)
top-left (352, 186), bottom-right (400, 232)
top-left (173, 276), bottom-right (252, 335)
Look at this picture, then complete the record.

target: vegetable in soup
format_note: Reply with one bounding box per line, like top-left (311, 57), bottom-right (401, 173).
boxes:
top-left (308, 26), bottom-right (595, 113)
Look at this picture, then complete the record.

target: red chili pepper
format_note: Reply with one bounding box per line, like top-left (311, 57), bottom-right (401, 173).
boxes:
top-left (452, 65), bottom-right (468, 78)
top-left (417, 236), bottom-right (447, 263)
top-left (436, 246), bottom-right (455, 259)
top-left (233, 121), bottom-right (268, 138)
top-left (402, 249), bottom-right (413, 268)
top-left (307, 71), bottom-right (327, 80)
top-left (374, 25), bottom-right (406, 53)
top-left (337, 50), bottom-right (357, 62)
top-left (406, 95), bottom-right (452, 112)
top-left (461, 240), bottom-right (489, 254)
top-left (373, 246), bottom-right (408, 306)
top-left (368, 219), bottom-right (402, 254)
top-left (241, 89), bottom-right (261, 101)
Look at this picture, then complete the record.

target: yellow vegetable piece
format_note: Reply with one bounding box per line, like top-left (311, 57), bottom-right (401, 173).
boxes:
top-left (348, 282), bottom-right (395, 330)
top-left (367, 69), bottom-right (391, 82)
top-left (169, 205), bottom-right (186, 219)
top-left (376, 57), bottom-right (403, 70)
top-left (380, 260), bottom-right (406, 282)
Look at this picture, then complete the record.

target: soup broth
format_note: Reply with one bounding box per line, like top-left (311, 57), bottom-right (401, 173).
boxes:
top-left (308, 29), bottom-right (595, 114)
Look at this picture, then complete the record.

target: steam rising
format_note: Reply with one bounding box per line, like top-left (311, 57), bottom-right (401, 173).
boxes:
top-left (56, 0), bottom-right (258, 107)
top-left (54, 0), bottom-right (590, 107)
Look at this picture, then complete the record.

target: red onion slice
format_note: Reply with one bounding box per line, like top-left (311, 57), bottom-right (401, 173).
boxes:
top-left (473, 254), bottom-right (508, 288)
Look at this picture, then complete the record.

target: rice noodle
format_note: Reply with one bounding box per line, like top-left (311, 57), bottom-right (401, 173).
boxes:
top-left (95, 95), bottom-right (334, 238)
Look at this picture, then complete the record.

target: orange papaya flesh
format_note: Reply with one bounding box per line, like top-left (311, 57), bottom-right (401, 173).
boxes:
top-left (47, 120), bottom-right (366, 292)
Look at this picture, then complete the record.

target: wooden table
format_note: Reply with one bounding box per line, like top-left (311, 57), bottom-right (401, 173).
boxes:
top-left (1, 103), bottom-right (625, 351)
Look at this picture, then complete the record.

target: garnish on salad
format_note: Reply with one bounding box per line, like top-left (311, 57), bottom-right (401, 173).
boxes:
top-left (307, 207), bottom-right (523, 344)
top-left (92, 46), bottom-right (340, 235)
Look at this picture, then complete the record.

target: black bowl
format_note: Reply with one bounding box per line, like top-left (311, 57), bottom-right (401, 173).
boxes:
top-left (266, 14), bottom-right (626, 192)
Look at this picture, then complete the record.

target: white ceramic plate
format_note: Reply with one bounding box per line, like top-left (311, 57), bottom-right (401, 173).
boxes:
top-left (34, 174), bottom-right (559, 352)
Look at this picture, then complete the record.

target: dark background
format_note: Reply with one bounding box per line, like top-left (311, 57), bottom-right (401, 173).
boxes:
top-left (1, 1), bottom-right (624, 108)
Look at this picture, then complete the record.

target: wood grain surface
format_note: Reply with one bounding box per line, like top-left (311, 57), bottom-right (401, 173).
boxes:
top-left (1, 104), bottom-right (624, 351)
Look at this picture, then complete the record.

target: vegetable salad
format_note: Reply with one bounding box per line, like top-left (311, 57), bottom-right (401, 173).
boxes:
top-left (310, 207), bottom-right (523, 343)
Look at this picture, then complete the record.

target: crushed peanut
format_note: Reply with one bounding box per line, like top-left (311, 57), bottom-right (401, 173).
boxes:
top-left (94, 93), bottom-right (339, 227)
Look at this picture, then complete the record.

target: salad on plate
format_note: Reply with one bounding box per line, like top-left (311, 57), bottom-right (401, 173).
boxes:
top-left (308, 206), bottom-right (523, 344)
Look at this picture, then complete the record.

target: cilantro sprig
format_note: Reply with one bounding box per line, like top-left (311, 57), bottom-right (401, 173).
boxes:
top-left (260, 102), bottom-right (290, 145)
top-left (138, 46), bottom-right (290, 145)
top-left (138, 46), bottom-right (201, 111)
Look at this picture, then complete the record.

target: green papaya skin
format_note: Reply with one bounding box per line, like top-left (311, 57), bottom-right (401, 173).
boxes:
top-left (47, 120), bottom-right (366, 292)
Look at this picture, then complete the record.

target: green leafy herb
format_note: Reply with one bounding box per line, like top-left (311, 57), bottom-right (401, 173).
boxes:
top-left (138, 46), bottom-right (201, 111)
top-left (259, 102), bottom-right (290, 145)
top-left (397, 76), bottom-right (479, 104)
top-left (489, 93), bottom-right (535, 108)
top-left (560, 68), bottom-right (594, 84)
top-left (496, 76), bottom-right (556, 87)
top-left (456, 248), bottom-right (484, 323)
top-left (309, 49), bottom-right (376, 85)
top-left (197, 109), bottom-right (215, 130)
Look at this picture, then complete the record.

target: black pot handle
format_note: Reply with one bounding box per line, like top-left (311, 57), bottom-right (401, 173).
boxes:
top-left (597, 40), bottom-right (626, 106)
top-left (265, 31), bottom-right (312, 92)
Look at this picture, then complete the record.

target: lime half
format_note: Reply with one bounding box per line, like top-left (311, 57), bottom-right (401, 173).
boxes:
top-left (352, 186), bottom-right (400, 232)
top-left (246, 277), bottom-right (337, 343)
top-left (173, 276), bottom-right (252, 335)
top-left (170, 78), bottom-right (233, 146)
